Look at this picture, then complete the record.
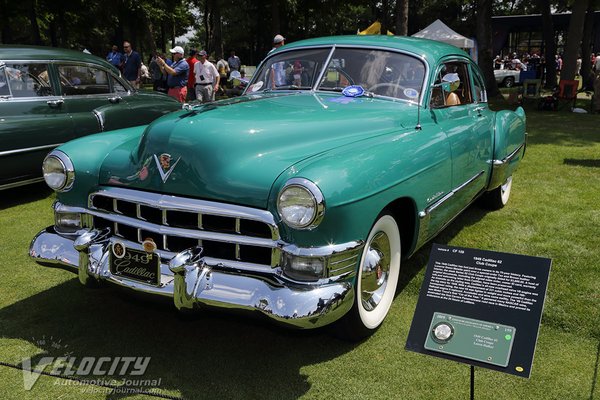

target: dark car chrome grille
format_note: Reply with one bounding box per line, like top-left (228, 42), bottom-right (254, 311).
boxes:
top-left (88, 187), bottom-right (279, 267)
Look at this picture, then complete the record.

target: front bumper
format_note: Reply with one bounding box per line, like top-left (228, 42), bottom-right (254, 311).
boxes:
top-left (30, 227), bottom-right (360, 329)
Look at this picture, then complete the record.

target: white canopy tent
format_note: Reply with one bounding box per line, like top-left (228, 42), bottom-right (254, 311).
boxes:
top-left (412, 19), bottom-right (475, 49)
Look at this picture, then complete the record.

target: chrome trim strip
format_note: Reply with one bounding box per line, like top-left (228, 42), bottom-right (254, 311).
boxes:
top-left (419, 170), bottom-right (485, 218)
top-left (492, 143), bottom-right (525, 166)
top-left (0, 177), bottom-right (45, 190)
top-left (488, 143), bottom-right (525, 190)
top-left (0, 143), bottom-right (63, 157)
top-left (92, 110), bottom-right (105, 132)
top-left (282, 241), bottom-right (364, 258)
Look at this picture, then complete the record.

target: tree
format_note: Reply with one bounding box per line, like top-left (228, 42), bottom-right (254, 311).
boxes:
top-left (539, 0), bottom-right (557, 89)
top-left (580, 0), bottom-right (599, 89)
top-left (476, 0), bottom-right (499, 97)
top-left (561, 0), bottom-right (589, 81)
top-left (395, 0), bottom-right (409, 36)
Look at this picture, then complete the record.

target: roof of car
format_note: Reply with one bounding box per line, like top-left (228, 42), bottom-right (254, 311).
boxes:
top-left (277, 35), bottom-right (469, 63)
top-left (0, 45), bottom-right (110, 65)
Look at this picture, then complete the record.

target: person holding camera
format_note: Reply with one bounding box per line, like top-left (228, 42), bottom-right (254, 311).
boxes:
top-left (156, 46), bottom-right (189, 102)
top-left (193, 50), bottom-right (220, 103)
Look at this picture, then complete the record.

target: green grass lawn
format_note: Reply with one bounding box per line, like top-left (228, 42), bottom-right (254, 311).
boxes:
top-left (0, 105), bottom-right (598, 399)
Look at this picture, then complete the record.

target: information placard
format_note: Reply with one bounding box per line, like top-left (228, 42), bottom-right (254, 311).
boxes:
top-left (406, 244), bottom-right (551, 377)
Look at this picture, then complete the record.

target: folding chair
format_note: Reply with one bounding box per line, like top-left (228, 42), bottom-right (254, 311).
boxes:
top-left (557, 79), bottom-right (578, 110)
top-left (522, 79), bottom-right (541, 106)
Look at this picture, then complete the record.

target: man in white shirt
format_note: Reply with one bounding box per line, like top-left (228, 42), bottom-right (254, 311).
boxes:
top-left (193, 50), bottom-right (220, 103)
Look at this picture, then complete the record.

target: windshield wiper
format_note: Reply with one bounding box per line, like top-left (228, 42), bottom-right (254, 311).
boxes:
top-left (267, 85), bottom-right (312, 91)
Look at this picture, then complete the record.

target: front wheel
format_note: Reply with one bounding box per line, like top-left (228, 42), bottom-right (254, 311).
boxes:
top-left (334, 214), bottom-right (401, 341)
top-left (480, 176), bottom-right (513, 210)
top-left (503, 76), bottom-right (515, 88)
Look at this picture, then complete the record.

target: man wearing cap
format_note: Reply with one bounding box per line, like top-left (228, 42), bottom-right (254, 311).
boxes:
top-left (269, 34), bottom-right (285, 54)
top-left (193, 50), bottom-right (220, 103)
top-left (186, 49), bottom-right (198, 101)
top-left (269, 34), bottom-right (287, 88)
top-left (156, 46), bottom-right (190, 102)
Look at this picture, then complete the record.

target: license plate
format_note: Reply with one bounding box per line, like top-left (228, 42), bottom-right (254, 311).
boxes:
top-left (109, 243), bottom-right (160, 286)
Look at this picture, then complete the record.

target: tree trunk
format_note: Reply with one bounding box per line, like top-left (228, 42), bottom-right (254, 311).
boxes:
top-left (561, 0), bottom-right (589, 81)
top-left (580, 0), bottom-right (596, 89)
top-left (381, 0), bottom-right (389, 34)
top-left (271, 0), bottom-right (280, 37)
top-left (29, 0), bottom-right (42, 45)
top-left (395, 0), bottom-right (409, 36)
top-left (1, 0), bottom-right (12, 43)
top-left (539, 0), bottom-right (557, 89)
top-left (476, 0), bottom-right (499, 97)
top-left (213, 1), bottom-right (223, 58)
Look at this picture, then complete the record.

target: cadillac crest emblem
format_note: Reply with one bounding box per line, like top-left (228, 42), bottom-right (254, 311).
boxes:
top-left (153, 153), bottom-right (181, 183)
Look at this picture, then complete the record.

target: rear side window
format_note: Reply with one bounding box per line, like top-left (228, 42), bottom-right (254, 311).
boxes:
top-left (57, 64), bottom-right (110, 96)
top-left (1, 63), bottom-right (54, 97)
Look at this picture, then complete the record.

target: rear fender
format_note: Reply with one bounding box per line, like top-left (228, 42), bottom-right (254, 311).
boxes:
top-left (489, 107), bottom-right (526, 190)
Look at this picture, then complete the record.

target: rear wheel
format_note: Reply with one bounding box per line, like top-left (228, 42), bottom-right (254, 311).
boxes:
top-left (480, 176), bottom-right (513, 210)
top-left (334, 213), bottom-right (401, 341)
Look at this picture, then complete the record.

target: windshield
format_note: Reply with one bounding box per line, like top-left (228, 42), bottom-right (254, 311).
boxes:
top-left (247, 47), bottom-right (426, 102)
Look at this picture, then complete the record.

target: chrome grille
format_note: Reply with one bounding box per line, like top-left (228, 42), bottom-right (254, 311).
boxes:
top-left (88, 187), bottom-right (279, 268)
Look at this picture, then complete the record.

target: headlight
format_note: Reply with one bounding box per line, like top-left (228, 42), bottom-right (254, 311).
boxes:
top-left (277, 178), bottom-right (325, 229)
top-left (42, 150), bottom-right (74, 192)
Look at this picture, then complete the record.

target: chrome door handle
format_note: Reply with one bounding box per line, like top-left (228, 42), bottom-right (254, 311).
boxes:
top-left (474, 106), bottom-right (485, 116)
top-left (108, 96), bottom-right (122, 104)
top-left (47, 99), bottom-right (64, 108)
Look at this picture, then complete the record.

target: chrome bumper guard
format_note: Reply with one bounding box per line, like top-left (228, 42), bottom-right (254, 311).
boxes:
top-left (30, 227), bottom-right (360, 329)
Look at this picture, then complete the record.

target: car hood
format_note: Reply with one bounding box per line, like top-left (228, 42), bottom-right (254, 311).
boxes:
top-left (99, 92), bottom-right (417, 208)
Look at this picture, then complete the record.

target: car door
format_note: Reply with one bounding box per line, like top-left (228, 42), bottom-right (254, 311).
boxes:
top-left (55, 62), bottom-right (125, 137)
top-left (429, 59), bottom-right (490, 214)
top-left (0, 61), bottom-right (74, 188)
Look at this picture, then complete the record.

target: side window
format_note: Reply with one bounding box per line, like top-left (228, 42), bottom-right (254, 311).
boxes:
top-left (2, 63), bottom-right (54, 97)
top-left (57, 64), bottom-right (110, 96)
top-left (471, 66), bottom-right (487, 103)
top-left (430, 61), bottom-right (473, 108)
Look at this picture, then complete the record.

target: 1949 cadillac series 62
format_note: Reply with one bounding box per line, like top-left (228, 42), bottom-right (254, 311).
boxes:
top-left (0, 46), bottom-right (180, 190)
top-left (30, 36), bottom-right (526, 339)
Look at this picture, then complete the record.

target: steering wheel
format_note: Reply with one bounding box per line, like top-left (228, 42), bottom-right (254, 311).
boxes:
top-left (368, 82), bottom-right (407, 98)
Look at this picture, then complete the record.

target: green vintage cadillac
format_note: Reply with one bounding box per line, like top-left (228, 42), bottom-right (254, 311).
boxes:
top-left (30, 36), bottom-right (526, 339)
top-left (0, 45), bottom-right (181, 190)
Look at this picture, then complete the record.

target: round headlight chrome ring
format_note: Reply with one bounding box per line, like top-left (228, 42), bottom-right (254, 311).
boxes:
top-left (42, 150), bottom-right (75, 192)
top-left (277, 178), bottom-right (325, 230)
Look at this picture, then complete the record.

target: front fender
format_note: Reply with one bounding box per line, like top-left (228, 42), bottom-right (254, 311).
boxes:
top-left (54, 125), bottom-right (147, 207)
top-left (269, 127), bottom-right (452, 250)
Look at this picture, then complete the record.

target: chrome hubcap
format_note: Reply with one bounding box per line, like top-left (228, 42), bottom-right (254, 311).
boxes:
top-left (360, 231), bottom-right (391, 311)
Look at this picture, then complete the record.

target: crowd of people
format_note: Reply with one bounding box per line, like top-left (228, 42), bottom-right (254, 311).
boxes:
top-left (104, 36), bottom-right (286, 104)
top-left (494, 51), bottom-right (600, 85)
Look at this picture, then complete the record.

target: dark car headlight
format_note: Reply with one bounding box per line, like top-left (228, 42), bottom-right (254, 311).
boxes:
top-left (277, 178), bottom-right (325, 230)
top-left (42, 150), bottom-right (74, 192)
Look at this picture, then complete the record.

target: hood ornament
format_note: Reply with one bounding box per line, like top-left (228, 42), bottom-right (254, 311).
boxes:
top-left (153, 153), bottom-right (181, 183)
